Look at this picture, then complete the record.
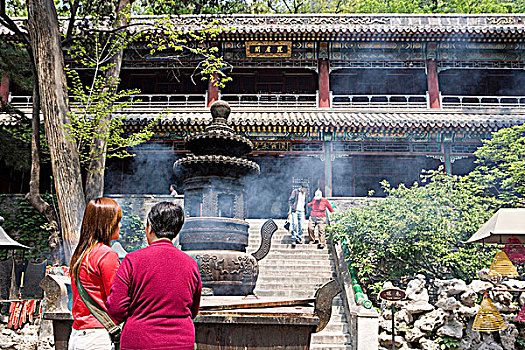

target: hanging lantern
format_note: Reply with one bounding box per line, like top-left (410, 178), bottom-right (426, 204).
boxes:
top-left (516, 304), bottom-right (525, 322)
top-left (472, 295), bottom-right (507, 332)
top-left (503, 237), bottom-right (525, 264)
top-left (488, 251), bottom-right (519, 278)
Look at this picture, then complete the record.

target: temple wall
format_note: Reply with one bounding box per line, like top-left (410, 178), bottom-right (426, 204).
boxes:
top-left (106, 194), bottom-right (184, 222)
top-left (0, 194), bottom-right (377, 225)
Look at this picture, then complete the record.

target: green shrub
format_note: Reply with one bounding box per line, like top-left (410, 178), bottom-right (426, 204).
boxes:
top-left (0, 194), bottom-right (56, 262)
top-left (329, 170), bottom-right (500, 296)
top-left (119, 203), bottom-right (147, 252)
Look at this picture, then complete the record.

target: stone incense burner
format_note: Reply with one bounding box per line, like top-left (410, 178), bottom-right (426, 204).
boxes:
top-left (174, 101), bottom-right (276, 296)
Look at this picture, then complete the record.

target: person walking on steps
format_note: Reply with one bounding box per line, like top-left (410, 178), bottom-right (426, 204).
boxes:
top-left (307, 189), bottom-right (334, 249)
top-left (288, 183), bottom-right (308, 245)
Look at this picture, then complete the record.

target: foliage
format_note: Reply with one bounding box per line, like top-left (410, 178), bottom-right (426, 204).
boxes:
top-left (328, 170), bottom-right (500, 295)
top-left (62, 14), bottom-right (232, 172)
top-left (517, 336), bottom-right (525, 350)
top-left (4, 0), bottom-right (27, 16)
top-left (0, 104), bottom-right (50, 171)
top-left (0, 129), bottom-right (31, 171)
top-left (341, 0), bottom-right (522, 13)
top-left (435, 336), bottom-right (460, 349)
top-left (244, 0), bottom-right (524, 13)
top-left (469, 124), bottom-right (525, 206)
top-left (146, 18), bottom-right (232, 88)
top-left (0, 194), bottom-right (57, 262)
top-left (64, 68), bottom-right (156, 169)
top-left (118, 203), bottom-right (147, 252)
top-left (131, 0), bottom-right (249, 14)
top-left (0, 40), bottom-right (32, 94)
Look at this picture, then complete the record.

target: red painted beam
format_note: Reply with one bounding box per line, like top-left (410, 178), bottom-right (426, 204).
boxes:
top-left (0, 74), bottom-right (9, 105)
top-left (426, 59), bottom-right (440, 109)
top-left (318, 59), bottom-right (330, 108)
top-left (207, 73), bottom-right (219, 107)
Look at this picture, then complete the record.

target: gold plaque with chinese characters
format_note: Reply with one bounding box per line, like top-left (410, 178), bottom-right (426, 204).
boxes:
top-left (245, 41), bottom-right (292, 58)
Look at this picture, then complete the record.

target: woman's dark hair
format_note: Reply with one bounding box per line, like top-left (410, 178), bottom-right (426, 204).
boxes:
top-left (147, 202), bottom-right (184, 240)
top-left (70, 198), bottom-right (123, 277)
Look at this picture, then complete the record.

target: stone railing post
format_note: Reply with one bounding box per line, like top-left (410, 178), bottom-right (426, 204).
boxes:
top-left (331, 242), bottom-right (379, 350)
top-left (40, 274), bottom-right (73, 350)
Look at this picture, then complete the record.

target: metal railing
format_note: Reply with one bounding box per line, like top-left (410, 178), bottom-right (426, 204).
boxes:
top-left (9, 93), bottom-right (525, 110)
top-left (331, 94), bottom-right (429, 109)
top-left (441, 95), bottom-right (525, 109)
top-left (220, 93), bottom-right (317, 108)
top-left (9, 95), bottom-right (33, 108)
top-left (9, 94), bottom-right (208, 109)
top-left (126, 94), bottom-right (207, 108)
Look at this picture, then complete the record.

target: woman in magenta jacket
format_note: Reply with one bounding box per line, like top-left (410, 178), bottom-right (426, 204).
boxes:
top-left (106, 202), bottom-right (202, 350)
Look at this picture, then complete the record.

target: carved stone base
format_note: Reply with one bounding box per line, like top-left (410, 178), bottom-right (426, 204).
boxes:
top-left (189, 250), bottom-right (259, 296)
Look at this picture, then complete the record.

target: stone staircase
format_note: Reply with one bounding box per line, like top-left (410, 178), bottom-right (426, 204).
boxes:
top-left (247, 219), bottom-right (352, 350)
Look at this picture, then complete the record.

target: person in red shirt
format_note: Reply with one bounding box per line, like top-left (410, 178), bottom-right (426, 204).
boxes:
top-left (69, 197), bottom-right (122, 350)
top-left (307, 189), bottom-right (334, 249)
top-left (106, 202), bottom-right (202, 350)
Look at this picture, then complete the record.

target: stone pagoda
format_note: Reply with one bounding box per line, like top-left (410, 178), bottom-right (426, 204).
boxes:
top-left (174, 101), bottom-right (276, 296)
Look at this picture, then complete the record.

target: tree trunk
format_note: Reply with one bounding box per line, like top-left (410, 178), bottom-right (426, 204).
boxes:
top-left (25, 83), bottom-right (61, 265)
top-left (27, 0), bottom-right (86, 262)
top-left (84, 0), bottom-right (132, 201)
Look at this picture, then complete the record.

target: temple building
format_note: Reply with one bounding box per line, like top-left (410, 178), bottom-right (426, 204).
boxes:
top-left (1, 14), bottom-right (525, 218)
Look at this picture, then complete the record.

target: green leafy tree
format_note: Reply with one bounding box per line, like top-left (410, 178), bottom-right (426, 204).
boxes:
top-left (469, 124), bottom-right (525, 205)
top-left (341, 0), bottom-right (522, 13)
top-left (132, 0), bottom-right (249, 14)
top-left (329, 170), bottom-right (499, 296)
top-left (118, 203), bottom-right (147, 252)
top-left (0, 194), bottom-right (58, 262)
top-left (252, 0), bottom-right (524, 13)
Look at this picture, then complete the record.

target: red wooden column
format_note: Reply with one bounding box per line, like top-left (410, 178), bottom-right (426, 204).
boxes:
top-left (318, 59), bottom-right (330, 108)
top-left (0, 74), bottom-right (9, 104)
top-left (426, 59), bottom-right (440, 109)
top-left (207, 73), bottom-right (219, 107)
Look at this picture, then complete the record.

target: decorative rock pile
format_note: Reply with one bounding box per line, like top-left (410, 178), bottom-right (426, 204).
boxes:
top-left (0, 318), bottom-right (53, 350)
top-left (379, 271), bottom-right (525, 350)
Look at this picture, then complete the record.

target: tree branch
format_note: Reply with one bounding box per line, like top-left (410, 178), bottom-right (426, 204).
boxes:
top-left (64, 0), bottom-right (80, 41)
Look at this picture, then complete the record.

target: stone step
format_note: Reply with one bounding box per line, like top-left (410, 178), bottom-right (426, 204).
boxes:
top-left (249, 243), bottom-right (331, 251)
top-left (248, 244), bottom-right (331, 252)
top-left (321, 322), bottom-right (349, 333)
top-left (250, 235), bottom-right (329, 241)
top-left (258, 265), bottom-right (334, 274)
top-left (310, 345), bottom-right (352, 350)
top-left (322, 313), bottom-right (347, 323)
top-left (260, 258), bottom-right (336, 266)
top-left (257, 276), bottom-right (336, 284)
top-left (256, 274), bottom-right (335, 282)
top-left (259, 254), bottom-right (332, 261)
top-left (253, 290), bottom-right (346, 300)
top-left (249, 231), bottom-right (300, 236)
top-left (248, 219), bottom-right (351, 350)
top-left (255, 282), bottom-right (329, 290)
top-left (251, 245), bottom-right (331, 253)
top-left (254, 290), bottom-right (318, 298)
top-left (311, 332), bottom-right (352, 345)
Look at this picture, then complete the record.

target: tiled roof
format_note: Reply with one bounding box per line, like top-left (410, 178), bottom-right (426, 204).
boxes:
top-left (121, 109), bottom-right (525, 131)
top-left (2, 108), bottom-right (524, 130)
top-left (2, 14), bottom-right (525, 38)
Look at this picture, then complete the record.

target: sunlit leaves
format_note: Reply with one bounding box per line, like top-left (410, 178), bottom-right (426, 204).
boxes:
top-left (147, 17), bottom-right (232, 87)
top-left (63, 68), bottom-right (157, 170)
top-left (470, 124), bottom-right (525, 205)
top-left (328, 169), bottom-right (500, 293)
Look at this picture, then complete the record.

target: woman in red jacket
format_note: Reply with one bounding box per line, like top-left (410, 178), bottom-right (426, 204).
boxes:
top-left (69, 198), bottom-right (123, 350)
top-left (307, 189), bottom-right (334, 249)
top-left (107, 202), bottom-right (202, 350)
